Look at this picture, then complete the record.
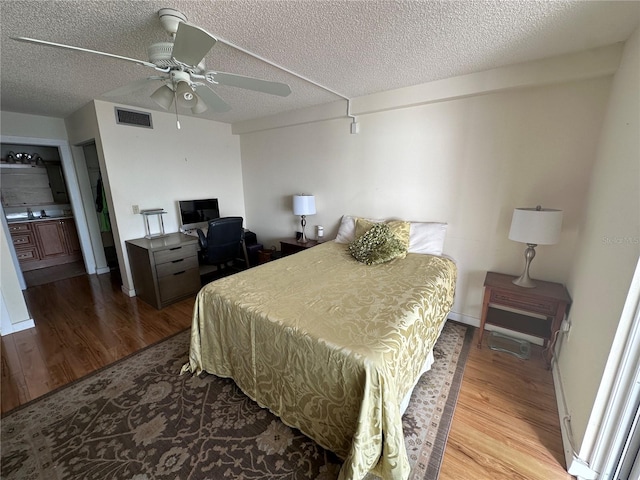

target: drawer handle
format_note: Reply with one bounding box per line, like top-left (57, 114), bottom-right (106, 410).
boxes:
top-left (169, 247), bottom-right (182, 251)
top-left (173, 270), bottom-right (186, 276)
top-left (171, 259), bottom-right (184, 264)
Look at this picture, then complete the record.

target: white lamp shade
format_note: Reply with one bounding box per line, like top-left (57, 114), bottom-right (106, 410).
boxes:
top-left (509, 207), bottom-right (563, 245)
top-left (293, 194), bottom-right (316, 216)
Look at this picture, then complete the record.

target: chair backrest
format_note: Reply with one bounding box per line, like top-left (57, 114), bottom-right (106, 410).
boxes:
top-left (203, 216), bottom-right (244, 265)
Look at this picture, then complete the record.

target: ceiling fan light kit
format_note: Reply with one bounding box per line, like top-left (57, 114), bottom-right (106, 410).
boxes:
top-left (191, 98), bottom-right (208, 114)
top-left (150, 84), bottom-right (175, 110)
top-left (176, 82), bottom-right (197, 107)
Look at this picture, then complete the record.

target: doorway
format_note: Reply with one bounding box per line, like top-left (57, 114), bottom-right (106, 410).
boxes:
top-left (1, 141), bottom-right (87, 287)
top-left (82, 142), bottom-right (118, 274)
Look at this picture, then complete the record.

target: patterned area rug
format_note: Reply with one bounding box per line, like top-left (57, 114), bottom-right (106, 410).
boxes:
top-left (1, 321), bottom-right (473, 480)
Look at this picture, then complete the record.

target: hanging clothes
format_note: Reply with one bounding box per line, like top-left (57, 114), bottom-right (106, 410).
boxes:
top-left (96, 177), bottom-right (111, 232)
top-left (95, 177), bottom-right (104, 213)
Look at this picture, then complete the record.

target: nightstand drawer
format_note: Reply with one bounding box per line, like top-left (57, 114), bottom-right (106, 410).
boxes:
top-left (158, 268), bottom-right (200, 302)
top-left (490, 290), bottom-right (557, 316)
top-left (156, 255), bottom-right (198, 277)
top-left (154, 244), bottom-right (198, 264)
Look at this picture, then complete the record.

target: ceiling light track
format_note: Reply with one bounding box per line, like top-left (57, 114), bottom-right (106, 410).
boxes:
top-left (214, 35), bottom-right (359, 133)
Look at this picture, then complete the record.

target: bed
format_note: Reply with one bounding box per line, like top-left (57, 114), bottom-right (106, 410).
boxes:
top-left (182, 224), bottom-right (456, 480)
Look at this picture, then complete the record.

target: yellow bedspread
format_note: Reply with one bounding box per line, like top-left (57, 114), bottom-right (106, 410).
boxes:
top-left (183, 241), bottom-right (457, 480)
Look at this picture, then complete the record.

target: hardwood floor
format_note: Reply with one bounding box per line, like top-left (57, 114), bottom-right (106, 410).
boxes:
top-left (440, 330), bottom-right (573, 480)
top-left (1, 272), bottom-right (192, 413)
top-left (1, 272), bottom-right (572, 479)
top-left (22, 260), bottom-right (86, 287)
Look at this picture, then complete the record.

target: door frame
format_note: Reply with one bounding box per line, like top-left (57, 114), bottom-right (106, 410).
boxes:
top-left (586, 256), bottom-right (640, 478)
top-left (1, 134), bottom-right (97, 275)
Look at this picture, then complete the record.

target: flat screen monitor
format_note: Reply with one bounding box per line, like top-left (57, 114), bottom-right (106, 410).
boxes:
top-left (178, 198), bottom-right (220, 231)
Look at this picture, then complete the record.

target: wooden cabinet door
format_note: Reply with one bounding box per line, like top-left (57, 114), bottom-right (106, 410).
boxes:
top-left (60, 218), bottom-right (80, 253)
top-left (33, 220), bottom-right (66, 258)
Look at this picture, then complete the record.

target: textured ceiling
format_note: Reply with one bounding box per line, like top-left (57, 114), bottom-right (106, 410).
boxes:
top-left (1, 1), bottom-right (639, 125)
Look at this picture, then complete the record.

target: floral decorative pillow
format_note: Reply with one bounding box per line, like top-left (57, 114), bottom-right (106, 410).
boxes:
top-left (355, 218), bottom-right (410, 250)
top-left (348, 223), bottom-right (407, 265)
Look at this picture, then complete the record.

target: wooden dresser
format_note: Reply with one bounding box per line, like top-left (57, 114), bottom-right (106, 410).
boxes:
top-left (126, 233), bottom-right (200, 309)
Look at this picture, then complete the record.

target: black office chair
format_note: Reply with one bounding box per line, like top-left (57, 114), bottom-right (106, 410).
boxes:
top-left (197, 217), bottom-right (249, 273)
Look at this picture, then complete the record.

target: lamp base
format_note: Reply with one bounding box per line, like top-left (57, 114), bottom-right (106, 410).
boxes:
top-left (513, 243), bottom-right (538, 288)
top-left (298, 215), bottom-right (308, 244)
top-left (512, 274), bottom-right (537, 288)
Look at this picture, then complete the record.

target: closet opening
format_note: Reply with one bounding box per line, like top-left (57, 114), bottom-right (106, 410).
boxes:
top-left (82, 142), bottom-right (118, 276)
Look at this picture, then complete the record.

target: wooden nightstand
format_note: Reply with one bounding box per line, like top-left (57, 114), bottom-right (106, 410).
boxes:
top-left (478, 271), bottom-right (571, 366)
top-left (280, 238), bottom-right (320, 256)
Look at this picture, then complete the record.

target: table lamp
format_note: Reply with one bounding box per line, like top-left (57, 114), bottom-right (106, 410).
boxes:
top-left (293, 194), bottom-right (316, 244)
top-left (508, 205), bottom-right (563, 288)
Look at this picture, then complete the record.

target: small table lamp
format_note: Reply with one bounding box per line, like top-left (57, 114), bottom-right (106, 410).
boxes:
top-left (293, 194), bottom-right (316, 244)
top-left (508, 205), bottom-right (563, 288)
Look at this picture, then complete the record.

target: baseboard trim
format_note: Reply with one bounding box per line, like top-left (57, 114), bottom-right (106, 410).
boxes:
top-left (1, 318), bottom-right (35, 336)
top-left (447, 311), bottom-right (479, 327)
top-left (121, 285), bottom-right (136, 297)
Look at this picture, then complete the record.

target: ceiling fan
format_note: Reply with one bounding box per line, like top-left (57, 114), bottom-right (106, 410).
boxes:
top-left (12, 8), bottom-right (292, 121)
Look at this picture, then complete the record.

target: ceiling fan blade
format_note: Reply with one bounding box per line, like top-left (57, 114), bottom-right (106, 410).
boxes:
top-left (171, 22), bottom-right (217, 68)
top-left (194, 85), bottom-right (231, 113)
top-left (11, 37), bottom-right (157, 68)
top-left (103, 76), bottom-right (166, 97)
top-left (206, 71), bottom-right (292, 97)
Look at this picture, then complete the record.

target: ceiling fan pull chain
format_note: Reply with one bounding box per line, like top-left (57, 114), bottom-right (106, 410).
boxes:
top-left (173, 89), bottom-right (181, 130)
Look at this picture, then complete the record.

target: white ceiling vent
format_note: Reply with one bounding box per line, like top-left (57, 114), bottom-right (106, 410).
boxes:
top-left (114, 108), bottom-right (152, 128)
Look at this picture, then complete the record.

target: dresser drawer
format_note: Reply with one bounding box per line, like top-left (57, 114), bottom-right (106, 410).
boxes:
top-left (490, 290), bottom-right (557, 316)
top-left (158, 268), bottom-right (200, 303)
top-left (153, 244), bottom-right (198, 264)
top-left (156, 255), bottom-right (199, 278)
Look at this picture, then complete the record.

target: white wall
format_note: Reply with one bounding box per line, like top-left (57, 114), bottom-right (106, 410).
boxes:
top-left (0, 213), bottom-right (32, 332)
top-left (0, 111), bottom-right (68, 140)
top-left (66, 101), bottom-right (244, 295)
top-left (559, 25), bottom-right (640, 458)
top-left (239, 69), bottom-right (612, 323)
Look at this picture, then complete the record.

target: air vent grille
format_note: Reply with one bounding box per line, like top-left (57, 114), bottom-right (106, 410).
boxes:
top-left (114, 108), bottom-right (153, 128)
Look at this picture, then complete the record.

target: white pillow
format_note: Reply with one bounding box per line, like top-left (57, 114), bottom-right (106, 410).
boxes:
top-left (408, 222), bottom-right (448, 255)
top-left (334, 215), bottom-right (357, 243)
top-left (334, 215), bottom-right (384, 243)
top-left (335, 215), bottom-right (448, 255)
